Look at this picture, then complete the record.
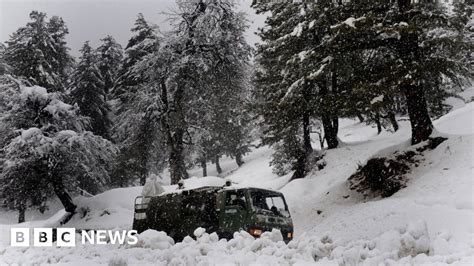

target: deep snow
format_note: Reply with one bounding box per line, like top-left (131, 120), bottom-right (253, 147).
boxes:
top-left (0, 101), bottom-right (473, 265)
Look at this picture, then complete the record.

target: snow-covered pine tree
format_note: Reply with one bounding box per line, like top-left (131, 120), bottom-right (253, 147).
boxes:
top-left (130, 0), bottom-right (251, 184)
top-left (111, 87), bottom-right (166, 186)
top-left (192, 66), bottom-right (252, 175)
top-left (169, 0), bottom-right (251, 182)
top-left (97, 35), bottom-right (123, 96)
top-left (121, 13), bottom-right (159, 75)
top-left (111, 14), bottom-right (161, 186)
top-left (330, 0), bottom-right (473, 144)
top-left (0, 76), bottom-right (19, 173)
top-left (113, 13), bottom-right (160, 103)
top-left (252, 1), bottom-right (322, 179)
top-left (4, 11), bottom-right (73, 92)
top-left (389, 0), bottom-right (471, 142)
top-left (0, 43), bottom-right (10, 75)
top-left (70, 41), bottom-right (112, 139)
top-left (337, 36), bottom-right (401, 134)
top-left (0, 78), bottom-right (116, 222)
top-left (189, 6), bottom-right (252, 175)
top-left (47, 15), bottom-right (75, 88)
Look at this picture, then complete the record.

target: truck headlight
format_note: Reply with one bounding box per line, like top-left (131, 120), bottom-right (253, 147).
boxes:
top-left (134, 212), bottom-right (147, 220)
top-left (249, 228), bottom-right (262, 236)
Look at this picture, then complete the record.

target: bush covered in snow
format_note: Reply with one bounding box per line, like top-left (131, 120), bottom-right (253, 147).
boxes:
top-left (0, 80), bottom-right (117, 222)
top-left (349, 137), bottom-right (447, 198)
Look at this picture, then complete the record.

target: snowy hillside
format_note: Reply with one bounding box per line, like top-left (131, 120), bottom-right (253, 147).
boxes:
top-left (0, 101), bottom-right (472, 264)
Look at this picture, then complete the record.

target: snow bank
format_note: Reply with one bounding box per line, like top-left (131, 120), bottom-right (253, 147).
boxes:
top-left (1, 222), bottom-right (472, 265)
top-left (434, 102), bottom-right (474, 135)
top-left (67, 187), bottom-right (142, 230)
top-left (134, 230), bottom-right (174, 250)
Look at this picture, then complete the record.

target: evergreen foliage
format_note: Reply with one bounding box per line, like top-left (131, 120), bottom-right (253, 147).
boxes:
top-left (130, 0), bottom-right (252, 184)
top-left (70, 41), bottom-right (112, 139)
top-left (252, 0), bottom-right (473, 176)
top-left (97, 35), bottom-right (123, 95)
top-left (0, 43), bottom-right (10, 75)
top-left (4, 11), bottom-right (73, 92)
top-left (113, 13), bottom-right (160, 102)
top-left (111, 14), bottom-right (162, 186)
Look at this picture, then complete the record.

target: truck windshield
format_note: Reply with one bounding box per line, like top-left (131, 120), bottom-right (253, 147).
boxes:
top-left (250, 191), bottom-right (290, 218)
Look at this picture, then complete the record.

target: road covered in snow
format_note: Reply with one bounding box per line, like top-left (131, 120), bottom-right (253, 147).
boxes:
top-left (0, 102), bottom-right (473, 265)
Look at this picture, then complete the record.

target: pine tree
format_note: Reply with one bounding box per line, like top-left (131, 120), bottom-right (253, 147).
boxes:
top-left (168, 0), bottom-right (251, 183)
top-left (0, 43), bottom-right (10, 75)
top-left (131, 0), bottom-right (251, 184)
top-left (112, 88), bottom-right (166, 186)
top-left (97, 35), bottom-right (123, 96)
top-left (113, 13), bottom-right (159, 102)
top-left (190, 8), bottom-right (252, 175)
top-left (70, 41), bottom-right (111, 139)
top-left (341, 46), bottom-right (401, 134)
top-left (252, 2), bottom-right (322, 178)
top-left (122, 13), bottom-right (159, 73)
top-left (4, 11), bottom-right (73, 91)
top-left (111, 14), bottom-right (161, 186)
top-left (47, 15), bottom-right (74, 87)
top-left (192, 74), bottom-right (252, 175)
top-left (330, 0), bottom-right (473, 144)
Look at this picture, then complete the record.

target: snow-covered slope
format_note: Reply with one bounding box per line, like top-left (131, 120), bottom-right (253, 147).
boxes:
top-left (0, 103), bottom-right (473, 265)
top-left (285, 104), bottom-right (474, 242)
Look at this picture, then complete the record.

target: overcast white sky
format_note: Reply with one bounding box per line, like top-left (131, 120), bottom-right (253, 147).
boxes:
top-left (0, 0), bottom-right (265, 57)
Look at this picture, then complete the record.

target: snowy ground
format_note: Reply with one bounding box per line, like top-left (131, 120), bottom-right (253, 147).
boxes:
top-left (0, 99), bottom-right (473, 264)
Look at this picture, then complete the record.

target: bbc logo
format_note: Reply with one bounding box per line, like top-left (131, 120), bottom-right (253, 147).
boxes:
top-left (11, 228), bottom-right (76, 247)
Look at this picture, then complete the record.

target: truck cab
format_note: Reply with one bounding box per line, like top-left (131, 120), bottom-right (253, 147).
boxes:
top-left (217, 187), bottom-right (293, 241)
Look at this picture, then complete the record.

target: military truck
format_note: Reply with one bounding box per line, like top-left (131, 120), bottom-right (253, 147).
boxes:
top-left (133, 185), bottom-right (294, 243)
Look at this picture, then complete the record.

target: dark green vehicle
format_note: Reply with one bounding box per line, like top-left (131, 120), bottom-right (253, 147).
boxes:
top-left (133, 185), bottom-right (294, 242)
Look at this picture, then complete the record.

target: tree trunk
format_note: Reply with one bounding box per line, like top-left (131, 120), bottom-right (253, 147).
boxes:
top-left (139, 175), bottom-right (146, 186)
top-left (235, 152), bottom-right (244, 167)
top-left (167, 140), bottom-right (189, 185)
top-left (18, 199), bottom-right (26, 223)
top-left (138, 117), bottom-right (153, 186)
top-left (333, 117), bottom-right (339, 134)
top-left (169, 147), bottom-right (181, 184)
top-left (291, 154), bottom-right (306, 180)
top-left (396, 0), bottom-right (433, 144)
top-left (357, 113), bottom-right (365, 123)
top-left (160, 77), bottom-right (189, 185)
top-left (169, 134), bottom-right (189, 184)
top-left (53, 182), bottom-right (77, 213)
top-left (322, 115), bottom-right (339, 149)
top-left (318, 133), bottom-right (325, 149)
top-left (403, 85), bottom-right (433, 144)
top-left (215, 155), bottom-right (222, 175)
top-left (303, 112), bottom-right (313, 155)
top-left (201, 159), bottom-right (207, 177)
top-left (388, 111), bottom-right (399, 132)
top-left (290, 112), bottom-right (313, 181)
top-left (319, 71), bottom-right (339, 149)
top-left (375, 112), bottom-right (382, 134)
